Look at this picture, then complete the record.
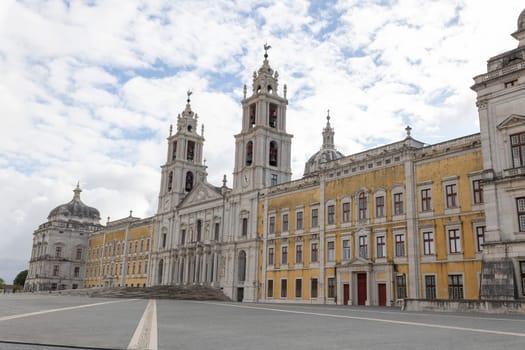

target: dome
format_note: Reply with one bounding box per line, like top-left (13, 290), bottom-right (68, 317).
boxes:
top-left (304, 148), bottom-right (344, 176)
top-left (48, 185), bottom-right (100, 222)
top-left (519, 9), bottom-right (525, 31)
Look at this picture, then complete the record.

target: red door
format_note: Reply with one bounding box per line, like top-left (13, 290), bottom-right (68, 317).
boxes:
top-left (343, 284), bottom-right (350, 305)
top-left (357, 273), bottom-right (367, 305)
top-left (378, 283), bottom-right (387, 306)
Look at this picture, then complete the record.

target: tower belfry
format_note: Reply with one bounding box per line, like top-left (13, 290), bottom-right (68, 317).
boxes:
top-left (158, 92), bottom-right (207, 212)
top-left (233, 45), bottom-right (293, 192)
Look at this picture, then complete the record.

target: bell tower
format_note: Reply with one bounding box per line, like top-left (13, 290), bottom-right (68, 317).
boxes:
top-left (158, 91), bottom-right (207, 212)
top-left (233, 45), bottom-right (293, 192)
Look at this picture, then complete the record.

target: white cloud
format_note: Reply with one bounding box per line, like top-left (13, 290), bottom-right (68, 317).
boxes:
top-left (0, 0), bottom-right (524, 283)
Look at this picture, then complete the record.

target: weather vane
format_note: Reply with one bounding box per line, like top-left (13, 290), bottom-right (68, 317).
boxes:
top-left (264, 43), bottom-right (272, 58)
top-left (187, 90), bottom-right (192, 103)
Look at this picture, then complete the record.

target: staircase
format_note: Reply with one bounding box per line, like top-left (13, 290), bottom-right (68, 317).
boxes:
top-left (87, 285), bottom-right (231, 301)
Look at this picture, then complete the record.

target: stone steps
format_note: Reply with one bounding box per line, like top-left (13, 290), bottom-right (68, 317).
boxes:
top-left (88, 285), bottom-right (231, 301)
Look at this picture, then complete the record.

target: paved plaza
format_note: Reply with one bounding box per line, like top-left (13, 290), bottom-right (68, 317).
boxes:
top-left (1, 295), bottom-right (525, 349)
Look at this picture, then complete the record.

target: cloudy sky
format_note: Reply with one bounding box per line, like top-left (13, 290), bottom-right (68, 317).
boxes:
top-left (1, 0), bottom-right (523, 283)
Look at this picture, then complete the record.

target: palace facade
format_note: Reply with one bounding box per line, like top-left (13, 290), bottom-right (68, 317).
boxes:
top-left (25, 8), bottom-right (525, 305)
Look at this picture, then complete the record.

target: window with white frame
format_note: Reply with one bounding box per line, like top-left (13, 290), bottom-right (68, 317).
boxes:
top-left (327, 204), bottom-right (335, 225)
top-left (268, 247), bottom-right (274, 265)
top-left (327, 277), bottom-right (336, 298)
top-left (445, 183), bottom-right (458, 209)
top-left (421, 188), bottom-right (432, 212)
top-left (448, 228), bottom-right (462, 254)
top-left (375, 195), bottom-right (385, 218)
top-left (311, 208), bottom-right (319, 228)
top-left (393, 192), bottom-right (404, 215)
top-left (359, 236), bottom-right (368, 258)
top-left (311, 242), bottom-right (318, 263)
top-left (327, 241), bottom-right (335, 262)
top-left (422, 231), bottom-right (435, 256)
top-left (520, 261), bottom-right (525, 296)
top-left (511, 132), bottom-right (525, 168)
top-left (267, 279), bottom-right (274, 298)
top-left (295, 279), bottom-right (302, 298)
top-left (311, 278), bottom-right (318, 298)
top-left (342, 201), bottom-right (351, 223)
top-left (281, 279), bottom-right (287, 298)
top-left (282, 213), bottom-right (289, 232)
top-left (342, 239), bottom-right (350, 260)
top-left (396, 275), bottom-right (407, 299)
top-left (472, 179), bottom-right (483, 204)
top-left (358, 192), bottom-right (368, 220)
top-left (268, 216), bottom-right (275, 234)
top-left (376, 236), bottom-right (386, 258)
top-left (517, 197), bottom-right (525, 232)
top-left (296, 211), bottom-right (304, 231)
top-left (448, 274), bottom-right (464, 300)
top-left (425, 275), bottom-right (437, 300)
top-left (295, 244), bottom-right (303, 264)
top-left (281, 246), bottom-right (288, 266)
top-left (475, 225), bottom-right (485, 252)
top-left (395, 233), bottom-right (405, 257)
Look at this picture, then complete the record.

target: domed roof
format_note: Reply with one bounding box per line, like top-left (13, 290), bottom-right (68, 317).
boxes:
top-left (48, 184), bottom-right (100, 222)
top-left (519, 8), bottom-right (525, 31)
top-left (303, 113), bottom-right (345, 176)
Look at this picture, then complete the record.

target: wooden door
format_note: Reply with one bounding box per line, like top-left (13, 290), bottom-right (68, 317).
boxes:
top-left (357, 273), bottom-right (367, 305)
top-left (343, 284), bottom-right (350, 305)
top-left (378, 283), bottom-right (387, 306)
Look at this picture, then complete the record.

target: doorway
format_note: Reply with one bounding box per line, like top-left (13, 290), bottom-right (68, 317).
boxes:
top-left (378, 283), bottom-right (387, 306)
top-left (343, 284), bottom-right (350, 305)
top-left (357, 273), bottom-right (367, 305)
top-left (237, 287), bottom-right (244, 302)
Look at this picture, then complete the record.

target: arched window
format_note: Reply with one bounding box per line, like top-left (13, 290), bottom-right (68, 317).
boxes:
top-left (269, 104), bottom-right (277, 128)
top-left (267, 85), bottom-right (273, 93)
top-left (187, 141), bottom-right (195, 161)
top-left (238, 250), bottom-right (246, 282)
top-left (185, 171), bottom-right (194, 192)
top-left (158, 259), bottom-right (164, 285)
top-left (167, 171), bottom-right (173, 192)
top-left (246, 141), bottom-right (253, 166)
top-left (249, 104), bottom-right (256, 127)
top-left (269, 141), bottom-right (278, 166)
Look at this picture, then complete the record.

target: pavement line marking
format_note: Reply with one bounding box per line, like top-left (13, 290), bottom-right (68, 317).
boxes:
top-left (195, 302), bottom-right (525, 338)
top-left (0, 299), bottom-right (134, 322)
top-left (128, 299), bottom-right (158, 350)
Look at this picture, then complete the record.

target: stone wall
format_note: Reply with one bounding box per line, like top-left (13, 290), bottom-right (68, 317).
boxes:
top-left (403, 299), bottom-right (525, 314)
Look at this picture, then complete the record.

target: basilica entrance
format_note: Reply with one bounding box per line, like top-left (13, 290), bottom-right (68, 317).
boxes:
top-left (357, 273), bottom-right (367, 305)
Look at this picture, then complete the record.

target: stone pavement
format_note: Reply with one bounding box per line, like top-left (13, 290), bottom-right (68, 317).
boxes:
top-left (1, 294), bottom-right (525, 349)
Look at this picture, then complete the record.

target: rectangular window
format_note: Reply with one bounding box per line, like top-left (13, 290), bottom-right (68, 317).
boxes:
top-left (53, 265), bottom-right (59, 276)
top-left (311, 278), bottom-right (318, 298)
top-left (396, 275), bottom-right (407, 299)
top-left (359, 236), bottom-right (368, 258)
top-left (395, 234), bottom-right (405, 257)
top-left (55, 246), bottom-right (62, 258)
top-left (181, 229), bottom-right (186, 245)
top-left (271, 174), bottom-right (278, 186)
top-left (214, 223), bottom-right (220, 241)
top-left (473, 180), bottom-right (483, 204)
top-left (295, 244), bottom-right (303, 264)
top-left (311, 242), bottom-right (318, 263)
top-left (421, 188), bottom-right (432, 212)
top-left (296, 211), bottom-right (304, 230)
top-left (327, 241), bottom-right (335, 262)
top-left (282, 213), bottom-right (289, 232)
top-left (448, 274), bottom-right (464, 300)
top-left (76, 248), bottom-right (82, 260)
top-left (359, 193), bottom-right (367, 220)
top-left (476, 226), bottom-right (485, 252)
top-left (242, 218), bottom-right (248, 236)
top-left (295, 279), bottom-right (302, 298)
top-left (327, 277), bottom-right (336, 298)
top-left (74, 266), bottom-right (80, 278)
top-left (268, 247), bottom-right (274, 265)
top-left (267, 280), bottom-right (274, 298)
top-left (446, 184), bottom-right (458, 208)
top-left (511, 132), bottom-right (525, 168)
top-left (376, 236), bottom-right (386, 258)
top-left (423, 231), bottom-right (435, 255)
top-left (269, 216), bottom-right (275, 234)
top-left (281, 279), bottom-right (287, 298)
top-left (448, 228), bottom-right (462, 254)
top-left (520, 261), bottom-right (525, 296)
top-left (281, 246), bottom-right (288, 266)
top-left (327, 205), bottom-right (335, 225)
top-left (172, 141), bottom-right (177, 160)
top-left (342, 239), bottom-right (350, 260)
top-left (394, 193), bottom-right (403, 215)
top-left (342, 202), bottom-right (350, 223)
top-left (425, 275), bottom-right (436, 300)
top-left (375, 196), bottom-right (385, 218)
top-left (517, 197), bottom-right (525, 232)
top-left (311, 208), bottom-right (319, 228)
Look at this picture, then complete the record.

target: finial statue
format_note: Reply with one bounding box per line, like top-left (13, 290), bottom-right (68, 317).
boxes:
top-left (187, 90), bottom-right (193, 103)
top-left (264, 43), bottom-right (272, 58)
top-left (169, 124), bottom-right (173, 136)
top-left (129, 210), bottom-right (133, 217)
top-left (327, 109), bottom-right (330, 121)
top-left (222, 174), bottom-right (227, 187)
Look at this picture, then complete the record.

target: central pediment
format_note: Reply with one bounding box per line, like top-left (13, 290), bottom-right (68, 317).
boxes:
top-left (178, 182), bottom-right (223, 208)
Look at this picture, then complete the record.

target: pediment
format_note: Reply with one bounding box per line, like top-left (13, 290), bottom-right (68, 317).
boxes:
top-left (497, 114), bottom-right (525, 130)
top-left (339, 256), bottom-right (374, 267)
top-left (178, 182), bottom-right (223, 208)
